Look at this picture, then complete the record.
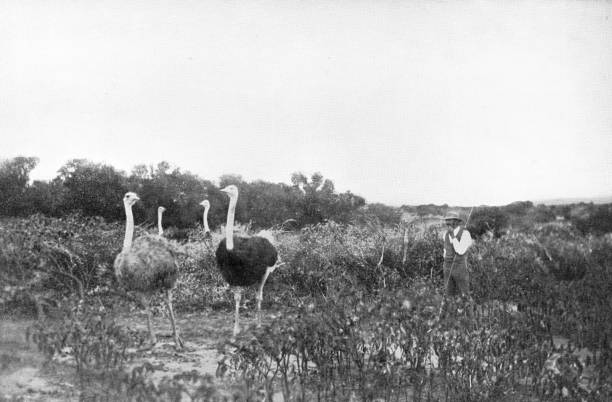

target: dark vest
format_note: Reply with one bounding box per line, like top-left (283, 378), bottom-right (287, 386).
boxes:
top-left (444, 226), bottom-right (466, 264)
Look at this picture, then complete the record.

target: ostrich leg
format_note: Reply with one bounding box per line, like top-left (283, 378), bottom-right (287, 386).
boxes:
top-left (165, 289), bottom-right (184, 349)
top-left (138, 294), bottom-right (157, 346)
top-left (256, 264), bottom-right (280, 327)
top-left (232, 288), bottom-right (242, 337)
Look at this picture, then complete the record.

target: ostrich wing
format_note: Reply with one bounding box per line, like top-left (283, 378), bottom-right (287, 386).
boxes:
top-left (216, 236), bottom-right (278, 287)
top-left (115, 234), bottom-right (179, 292)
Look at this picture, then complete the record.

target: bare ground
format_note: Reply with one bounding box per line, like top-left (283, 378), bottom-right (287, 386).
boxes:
top-left (0, 308), bottom-right (258, 401)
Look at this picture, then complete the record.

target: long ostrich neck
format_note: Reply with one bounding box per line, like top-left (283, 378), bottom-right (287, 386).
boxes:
top-left (123, 202), bottom-right (134, 251)
top-left (225, 195), bottom-right (237, 250)
top-left (203, 206), bottom-right (210, 233)
top-left (158, 210), bottom-right (164, 236)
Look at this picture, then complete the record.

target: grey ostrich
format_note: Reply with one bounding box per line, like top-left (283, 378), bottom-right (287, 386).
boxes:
top-left (215, 185), bottom-right (279, 337)
top-left (158, 206), bottom-right (166, 236)
top-left (114, 192), bottom-right (184, 349)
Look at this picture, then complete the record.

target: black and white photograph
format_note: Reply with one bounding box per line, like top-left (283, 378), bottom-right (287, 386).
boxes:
top-left (1, 0), bottom-right (611, 400)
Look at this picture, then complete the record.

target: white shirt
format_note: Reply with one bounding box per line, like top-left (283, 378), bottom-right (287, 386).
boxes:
top-left (443, 226), bottom-right (473, 258)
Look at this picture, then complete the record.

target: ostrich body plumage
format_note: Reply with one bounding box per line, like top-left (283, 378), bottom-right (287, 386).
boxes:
top-left (216, 236), bottom-right (277, 287)
top-left (114, 234), bottom-right (178, 292)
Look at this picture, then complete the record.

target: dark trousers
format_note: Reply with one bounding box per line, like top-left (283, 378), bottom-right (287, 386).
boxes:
top-left (443, 258), bottom-right (469, 296)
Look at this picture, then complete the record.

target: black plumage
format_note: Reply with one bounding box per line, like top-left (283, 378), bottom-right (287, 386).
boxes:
top-left (216, 236), bottom-right (278, 286)
top-left (215, 184), bottom-right (280, 336)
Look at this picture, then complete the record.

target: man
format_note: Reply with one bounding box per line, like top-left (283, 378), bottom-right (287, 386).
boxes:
top-left (442, 211), bottom-right (473, 297)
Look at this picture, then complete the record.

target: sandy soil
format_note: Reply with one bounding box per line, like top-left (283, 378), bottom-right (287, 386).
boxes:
top-left (0, 319), bottom-right (78, 401)
top-left (0, 309), bottom-right (257, 401)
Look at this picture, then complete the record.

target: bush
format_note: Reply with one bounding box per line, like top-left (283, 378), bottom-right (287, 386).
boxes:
top-left (171, 229), bottom-right (230, 312)
top-left (221, 281), bottom-right (557, 401)
top-left (0, 214), bottom-right (126, 317)
top-left (469, 226), bottom-right (612, 352)
top-left (569, 204), bottom-right (612, 235)
top-left (28, 299), bottom-right (139, 399)
top-left (391, 227), bottom-right (443, 281)
top-left (468, 207), bottom-right (510, 238)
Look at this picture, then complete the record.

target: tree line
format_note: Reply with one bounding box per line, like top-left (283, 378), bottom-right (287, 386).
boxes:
top-left (2, 156), bottom-right (611, 235)
top-left (0, 156), bottom-right (367, 230)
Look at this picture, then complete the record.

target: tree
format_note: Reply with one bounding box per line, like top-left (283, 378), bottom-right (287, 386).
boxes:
top-left (0, 156), bottom-right (39, 216)
top-left (244, 181), bottom-right (294, 228)
top-left (24, 180), bottom-right (66, 216)
top-left (56, 159), bottom-right (128, 220)
top-left (290, 172), bottom-right (364, 226)
top-left (129, 162), bottom-right (209, 229)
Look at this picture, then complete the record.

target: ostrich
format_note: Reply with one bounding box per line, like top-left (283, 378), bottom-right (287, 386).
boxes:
top-left (199, 200), bottom-right (213, 247)
top-left (158, 206), bottom-right (166, 236)
top-left (114, 192), bottom-right (184, 349)
top-left (215, 185), bottom-right (279, 336)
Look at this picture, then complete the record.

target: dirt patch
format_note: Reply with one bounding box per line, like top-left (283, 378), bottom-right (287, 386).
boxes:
top-left (0, 320), bottom-right (78, 401)
top-left (0, 309), bottom-right (261, 400)
top-left (116, 310), bottom-right (236, 378)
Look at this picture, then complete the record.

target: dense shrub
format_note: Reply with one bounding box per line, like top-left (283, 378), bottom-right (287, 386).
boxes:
top-left (221, 281), bottom-right (562, 401)
top-left (269, 222), bottom-right (443, 304)
top-left (569, 204), bottom-right (612, 235)
top-left (171, 228), bottom-right (230, 311)
top-left (0, 214), bottom-right (127, 317)
top-left (28, 299), bottom-right (139, 399)
top-left (470, 225), bottom-right (612, 351)
top-left (468, 207), bottom-right (510, 238)
top-left (391, 227), bottom-right (443, 281)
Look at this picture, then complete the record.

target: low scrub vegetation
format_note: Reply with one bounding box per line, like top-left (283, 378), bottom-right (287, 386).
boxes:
top-left (2, 211), bottom-right (612, 400)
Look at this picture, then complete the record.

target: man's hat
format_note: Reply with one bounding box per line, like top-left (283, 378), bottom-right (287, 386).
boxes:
top-left (443, 211), bottom-right (464, 222)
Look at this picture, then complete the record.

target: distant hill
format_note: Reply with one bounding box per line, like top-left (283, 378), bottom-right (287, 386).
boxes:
top-left (534, 196), bottom-right (612, 205)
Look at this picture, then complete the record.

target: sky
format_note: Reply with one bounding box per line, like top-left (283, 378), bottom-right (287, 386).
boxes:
top-left (2, 0), bottom-right (611, 207)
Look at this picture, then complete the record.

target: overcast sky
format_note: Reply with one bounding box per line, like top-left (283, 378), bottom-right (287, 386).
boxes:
top-left (2, 0), bottom-right (611, 206)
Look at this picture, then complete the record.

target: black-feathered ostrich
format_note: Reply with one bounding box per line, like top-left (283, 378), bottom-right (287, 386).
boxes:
top-left (114, 192), bottom-right (184, 349)
top-left (215, 185), bottom-right (279, 337)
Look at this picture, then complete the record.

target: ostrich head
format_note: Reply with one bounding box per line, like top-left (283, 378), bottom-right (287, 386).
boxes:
top-left (123, 192), bottom-right (140, 206)
top-left (220, 185), bottom-right (238, 198)
top-left (199, 200), bottom-right (210, 209)
top-left (158, 206), bottom-right (166, 213)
